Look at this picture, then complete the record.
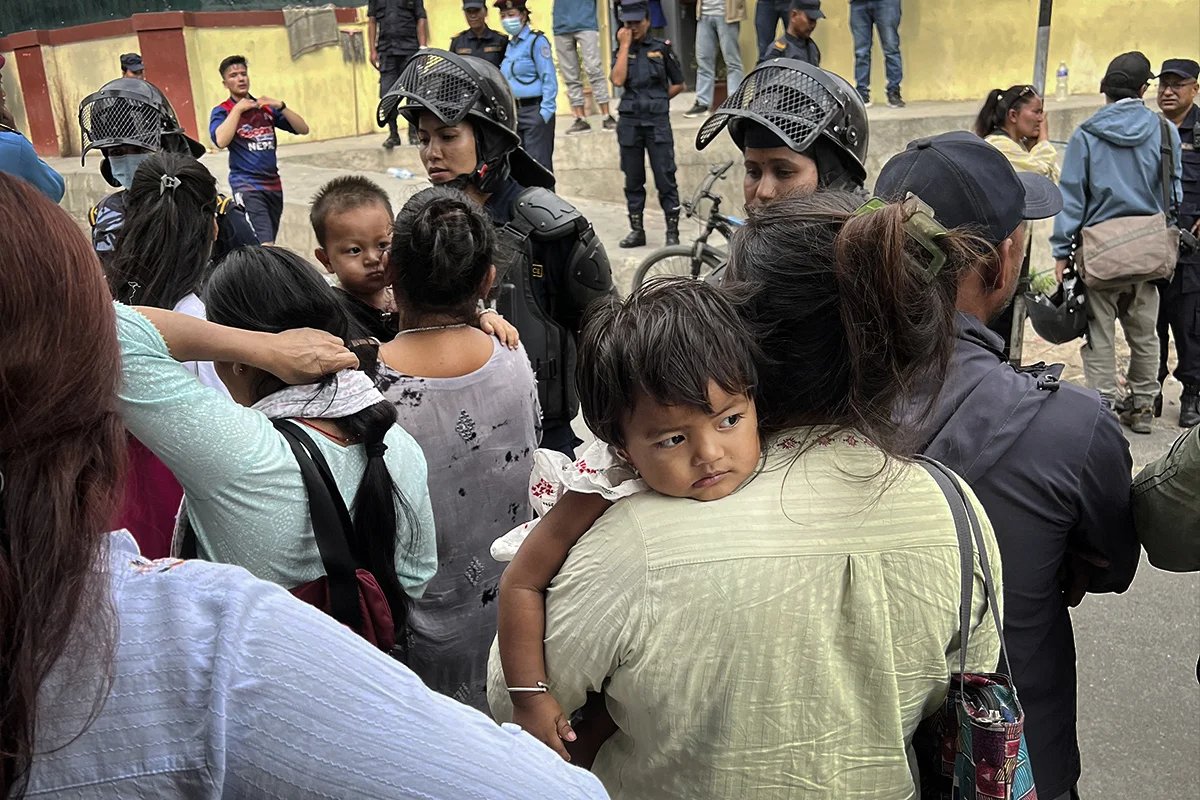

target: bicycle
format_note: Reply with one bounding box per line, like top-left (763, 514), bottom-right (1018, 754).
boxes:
top-left (631, 160), bottom-right (744, 289)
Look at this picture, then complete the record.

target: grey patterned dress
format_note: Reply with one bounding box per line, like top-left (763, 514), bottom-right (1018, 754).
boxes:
top-left (379, 338), bottom-right (541, 713)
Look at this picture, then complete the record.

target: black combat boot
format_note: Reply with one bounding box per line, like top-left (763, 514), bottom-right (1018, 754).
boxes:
top-left (619, 213), bottom-right (646, 248)
top-left (1181, 386), bottom-right (1200, 428)
top-left (665, 212), bottom-right (680, 246)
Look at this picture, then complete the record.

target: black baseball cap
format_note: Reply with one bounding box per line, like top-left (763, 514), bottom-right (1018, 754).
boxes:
top-left (1159, 59), bottom-right (1200, 80)
top-left (120, 53), bottom-right (144, 73)
top-left (875, 131), bottom-right (1062, 245)
top-left (1100, 51), bottom-right (1154, 96)
top-left (792, 0), bottom-right (824, 18)
top-left (462, 0), bottom-right (486, 9)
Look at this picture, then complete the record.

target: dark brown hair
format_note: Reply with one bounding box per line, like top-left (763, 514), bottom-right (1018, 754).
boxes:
top-left (0, 174), bottom-right (125, 796)
top-left (724, 190), bottom-right (978, 455)
top-left (309, 175), bottom-right (394, 247)
top-left (576, 277), bottom-right (760, 449)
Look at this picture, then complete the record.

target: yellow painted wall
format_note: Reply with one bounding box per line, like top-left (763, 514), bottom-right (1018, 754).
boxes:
top-left (185, 18), bottom-right (380, 149)
top-left (39, 35), bottom-right (141, 154)
top-left (809, 0), bottom-right (1200, 102)
top-left (1, 48), bottom-right (29, 135)
top-left (8, 0), bottom-right (1197, 156)
top-left (427, 0), bottom-right (1200, 106)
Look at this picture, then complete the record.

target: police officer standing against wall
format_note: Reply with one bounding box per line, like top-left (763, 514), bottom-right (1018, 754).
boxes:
top-left (450, 0), bottom-right (508, 69)
top-left (612, 0), bottom-right (686, 248)
top-left (1157, 58), bottom-right (1200, 427)
top-left (369, 0), bottom-right (427, 149)
top-left (760, 0), bottom-right (822, 66)
top-left (497, 0), bottom-right (558, 173)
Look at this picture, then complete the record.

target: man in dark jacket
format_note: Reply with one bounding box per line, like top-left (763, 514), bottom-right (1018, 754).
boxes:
top-left (877, 131), bottom-right (1141, 800)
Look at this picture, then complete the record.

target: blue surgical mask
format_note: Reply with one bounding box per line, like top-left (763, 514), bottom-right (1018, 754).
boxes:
top-left (109, 153), bottom-right (151, 190)
top-left (501, 17), bottom-right (523, 36)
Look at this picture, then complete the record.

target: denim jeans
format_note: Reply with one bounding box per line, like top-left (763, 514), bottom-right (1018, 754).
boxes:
top-left (850, 0), bottom-right (903, 96)
top-left (694, 14), bottom-right (744, 107)
top-left (754, 0), bottom-right (790, 58)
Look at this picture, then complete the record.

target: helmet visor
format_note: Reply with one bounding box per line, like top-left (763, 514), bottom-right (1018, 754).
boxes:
top-left (79, 94), bottom-right (164, 162)
top-left (696, 60), bottom-right (842, 154)
top-left (378, 50), bottom-right (513, 131)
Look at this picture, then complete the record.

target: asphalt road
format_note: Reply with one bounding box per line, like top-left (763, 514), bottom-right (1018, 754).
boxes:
top-left (1069, 379), bottom-right (1200, 798)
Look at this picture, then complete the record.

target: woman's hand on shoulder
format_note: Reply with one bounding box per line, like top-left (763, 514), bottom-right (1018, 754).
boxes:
top-left (266, 328), bottom-right (360, 383)
top-left (478, 309), bottom-right (521, 350)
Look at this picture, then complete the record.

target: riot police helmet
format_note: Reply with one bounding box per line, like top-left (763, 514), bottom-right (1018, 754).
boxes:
top-left (696, 59), bottom-right (869, 190)
top-left (1023, 283), bottom-right (1088, 345)
top-left (78, 78), bottom-right (205, 165)
top-left (378, 49), bottom-right (552, 193)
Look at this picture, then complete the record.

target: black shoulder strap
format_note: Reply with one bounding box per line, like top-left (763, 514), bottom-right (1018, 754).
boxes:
top-left (273, 419), bottom-right (363, 631)
top-left (1160, 117), bottom-right (1177, 219)
top-left (917, 457), bottom-right (1011, 677)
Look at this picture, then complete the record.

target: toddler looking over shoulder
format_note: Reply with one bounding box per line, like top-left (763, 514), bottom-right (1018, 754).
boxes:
top-left (495, 278), bottom-right (763, 760)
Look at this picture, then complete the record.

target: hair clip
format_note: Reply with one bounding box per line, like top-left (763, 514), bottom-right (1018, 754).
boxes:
top-left (159, 174), bottom-right (181, 196)
top-left (853, 193), bottom-right (949, 276)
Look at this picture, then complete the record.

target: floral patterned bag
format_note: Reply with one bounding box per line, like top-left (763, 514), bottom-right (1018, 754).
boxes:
top-left (915, 458), bottom-right (1038, 800)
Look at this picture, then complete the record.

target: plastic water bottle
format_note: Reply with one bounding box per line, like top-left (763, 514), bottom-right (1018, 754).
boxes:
top-left (1055, 62), bottom-right (1069, 101)
top-left (387, 167), bottom-right (414, 180)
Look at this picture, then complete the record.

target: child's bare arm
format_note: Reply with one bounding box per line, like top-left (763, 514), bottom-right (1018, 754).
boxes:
top-left (498, 490), bottom-right (613, 759)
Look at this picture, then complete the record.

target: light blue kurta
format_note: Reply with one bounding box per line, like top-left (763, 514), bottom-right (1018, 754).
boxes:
top-left (22, 532), bottom-right (609, 799)
top-left (114, 302), bottom-right (437, 596)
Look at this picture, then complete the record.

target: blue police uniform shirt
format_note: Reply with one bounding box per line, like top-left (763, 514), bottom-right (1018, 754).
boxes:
top-left (449, 25), bottom-right (509, 68)
top-left (501, 25), bottom-right (558, 122)
top-left (615, 36), bottom-right (684, 123)
top-left (760, 31), bottom-right (821, 66)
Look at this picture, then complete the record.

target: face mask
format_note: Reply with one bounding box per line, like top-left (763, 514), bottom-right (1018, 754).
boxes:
top-left (109, 153), bottom-right (151, 190)
top-left (501, 18), bottom-right (523, 36)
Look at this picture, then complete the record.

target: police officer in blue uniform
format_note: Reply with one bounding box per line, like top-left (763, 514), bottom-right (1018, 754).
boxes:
top-left (760, 0), bottom-right (822, 66)
top-left (612, 0), bottom-right (686, 248)
top-left (1157, 57), bottom-right (1200, 426)
top-left (77, 78), bottom-right (256, 270)
top-left (380, 51), bottom-right (613, 457)
top-left (496, 0), bottom-right (558, 173)
top-left (449, 0), bottom-right (508, 69)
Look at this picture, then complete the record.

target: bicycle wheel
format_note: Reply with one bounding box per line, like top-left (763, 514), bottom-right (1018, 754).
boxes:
top-left (632, 244), bottom-right (726, 290)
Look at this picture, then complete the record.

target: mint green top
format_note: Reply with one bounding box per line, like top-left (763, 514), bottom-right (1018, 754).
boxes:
top-left (114, 303), bottom-right (438, 596)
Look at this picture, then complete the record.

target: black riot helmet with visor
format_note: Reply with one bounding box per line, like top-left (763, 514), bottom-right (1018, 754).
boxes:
top-left (377, 49), bottom-right (553, 194)
top-left (78, 78), bottom-right (206, 186)
top-left (697, 59), bottom-right (869, 191)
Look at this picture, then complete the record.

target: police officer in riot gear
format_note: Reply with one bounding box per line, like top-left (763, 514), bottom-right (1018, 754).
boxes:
top-left (380, 50), bottom-right (613, 457)
top-left (612, 0), bottom-right (686, 249)
top-left (695, 58), bottom-right (868, 286)
top-left (697, 58), bottom-right (868, 202)
top-left (449, 0), bottom-right (508, 69)
top-left (78, 78), bottom-right (256, 268)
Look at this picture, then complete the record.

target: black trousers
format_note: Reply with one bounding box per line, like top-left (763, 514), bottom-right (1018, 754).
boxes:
top-left (618, 120), bottom-right (679, 216)
top-left (380, 52), bottom-right (415, 140)
top-left (517, 103), bottom-right (555, 173)
top-left (1157, 273), bottom-right (1200, 387)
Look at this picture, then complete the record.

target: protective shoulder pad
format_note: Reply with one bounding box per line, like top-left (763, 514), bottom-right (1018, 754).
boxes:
top-left (511, 186), bottom-right (586, 242)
